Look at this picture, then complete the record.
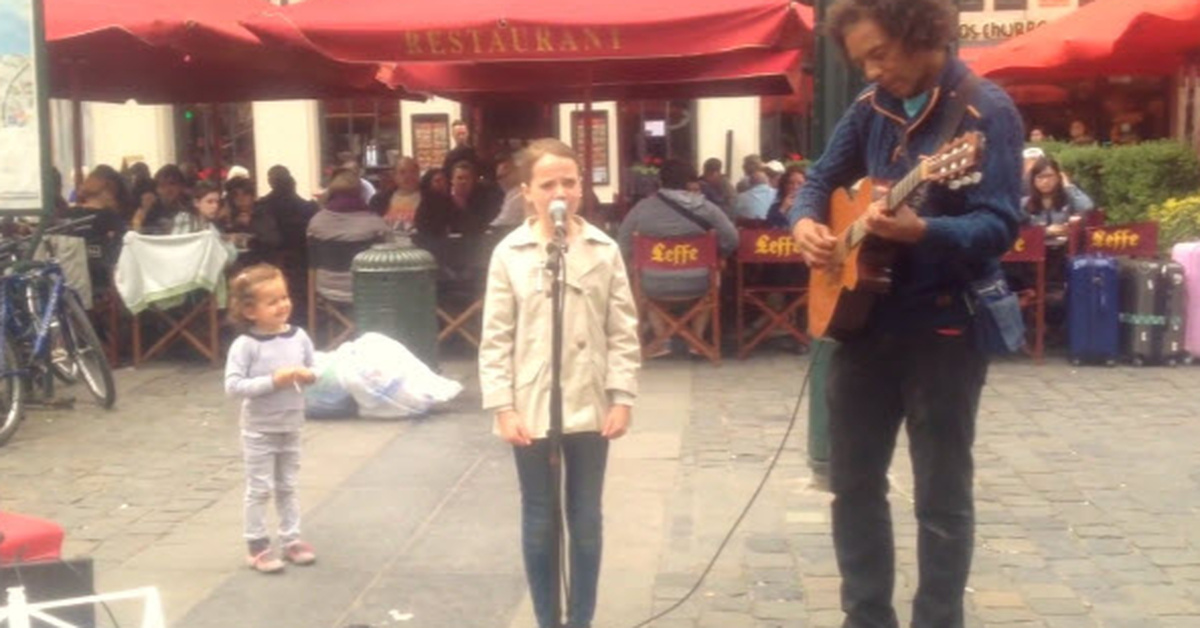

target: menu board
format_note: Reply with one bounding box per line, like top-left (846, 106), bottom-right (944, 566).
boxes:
top-left (411, 114), bottom-right (450, 173)
top-left (0, 0), bottom-right (46, 212)
top-left (571, 111), bottom-right (610, 186)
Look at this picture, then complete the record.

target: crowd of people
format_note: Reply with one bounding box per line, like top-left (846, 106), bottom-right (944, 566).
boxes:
top-left (40, 120), bottom-right (525, 326)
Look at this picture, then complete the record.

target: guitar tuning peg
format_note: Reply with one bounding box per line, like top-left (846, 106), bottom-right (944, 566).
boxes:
top-left (948, 180), bottom-right (962, 191)
top-left (970, 172), bottom-right (983, 184)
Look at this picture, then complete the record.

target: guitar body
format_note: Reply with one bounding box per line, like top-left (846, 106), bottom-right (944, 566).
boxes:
top-left (808, 178), bottom-right (898, 341)
top-left (804, 132), bottom-right (985, 341)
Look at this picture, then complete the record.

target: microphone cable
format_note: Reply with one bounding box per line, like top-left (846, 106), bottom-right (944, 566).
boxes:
top-left (627, 340), bottom-right (826, 628)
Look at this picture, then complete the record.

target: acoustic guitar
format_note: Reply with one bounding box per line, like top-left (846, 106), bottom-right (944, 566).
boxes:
top-left (807, 131), bottom-right (985, 341)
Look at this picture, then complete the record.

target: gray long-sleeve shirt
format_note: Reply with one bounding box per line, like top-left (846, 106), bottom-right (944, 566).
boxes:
top-left (224, 326), bottom-right (315, 433)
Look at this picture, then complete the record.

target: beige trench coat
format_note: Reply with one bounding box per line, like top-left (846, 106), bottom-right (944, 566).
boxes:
top-left (479, 217), bottom-right (642, 438)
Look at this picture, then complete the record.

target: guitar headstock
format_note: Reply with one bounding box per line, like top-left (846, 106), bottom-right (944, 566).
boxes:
top-left (922, 131), bottom-right (985, 190)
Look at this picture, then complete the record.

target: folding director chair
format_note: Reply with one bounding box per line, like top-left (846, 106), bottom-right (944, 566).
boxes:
top-left (631, 231), bottom-right (722, 365)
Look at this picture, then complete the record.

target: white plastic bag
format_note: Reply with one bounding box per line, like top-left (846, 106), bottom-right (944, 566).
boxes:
top-left (304, 350), bottom-right (357, 418)
top-left (335, 332), bottom-right (463, 418)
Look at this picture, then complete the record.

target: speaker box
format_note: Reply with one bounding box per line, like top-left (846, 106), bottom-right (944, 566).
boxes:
top-left (1, 558), bottom-right (96, 628)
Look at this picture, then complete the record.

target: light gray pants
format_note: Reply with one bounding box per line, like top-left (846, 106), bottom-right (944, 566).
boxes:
top-left (242, 430), bottom-right (302, 544)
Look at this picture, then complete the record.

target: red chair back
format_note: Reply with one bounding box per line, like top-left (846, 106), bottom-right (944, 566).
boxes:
top-left (632, 231), bottom-right (719, 272)
top-left (1084, 221), bottom-right (1158, 258)
top-left (737, 229), bottom-right (806, 264)
top-left (1002, 226), bottom-right (1047, 263)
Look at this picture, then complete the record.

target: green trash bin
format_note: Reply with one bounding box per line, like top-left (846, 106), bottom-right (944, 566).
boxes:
top-left (807, 337), bottom-right (837, 490)
top-left (352, 239), bottom-right (439, 368)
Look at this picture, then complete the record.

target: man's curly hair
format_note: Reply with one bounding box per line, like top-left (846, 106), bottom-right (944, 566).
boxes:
top-left (827, 0), bottom-right (957, 55)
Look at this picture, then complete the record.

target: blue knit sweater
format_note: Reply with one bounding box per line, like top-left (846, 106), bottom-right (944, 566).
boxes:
top-left (788, 57), bottom-right (1023, 333)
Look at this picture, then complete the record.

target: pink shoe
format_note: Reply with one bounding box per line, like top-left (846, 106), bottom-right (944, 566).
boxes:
top-left (283, 541), bottom-right (317, 566)
top-left (246, 549), bottom-right (285, 574)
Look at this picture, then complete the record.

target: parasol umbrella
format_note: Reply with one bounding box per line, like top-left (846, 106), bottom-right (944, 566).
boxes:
top-left (242, 0), bottom-right (810, 212)
top-left (379, 49), bottom-right (804, 102)
top-left (242, 0), bottom-right (807, 65)
top-left (970, 0), bottom-right (1200, 82)
top-left (45, 0), bottom-right (406, 185)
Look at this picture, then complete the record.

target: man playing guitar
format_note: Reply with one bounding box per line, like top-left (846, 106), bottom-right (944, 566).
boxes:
top-left (788, 1), bottom-right (1022, 627)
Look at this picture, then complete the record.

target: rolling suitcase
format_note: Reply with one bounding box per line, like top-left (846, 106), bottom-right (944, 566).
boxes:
top-left (1170, 242), bottom-right (1200, 358)
top-left (1160, 262), bottom-right (1188, 365)
top-left (1118, 259), bottom-right (1161, 365)
top-left (1118, 259), bottom-right (1188, 366)
top-left (1067, 255), bottom-right (1119, 365)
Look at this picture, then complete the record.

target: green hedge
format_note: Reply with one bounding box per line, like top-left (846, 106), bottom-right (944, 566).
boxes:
top-left (1034, 140), bottom-right (1200, 225)
top-left (1149, 195), bottom-right (1200, 253)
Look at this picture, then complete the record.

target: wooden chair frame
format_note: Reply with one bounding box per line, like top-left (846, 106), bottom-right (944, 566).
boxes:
top-left (131, 290), bottom-right (220, 366)
top-left (306, 239), bottom-right (379, 350)
top-left (1002, 225), bottom-right (1047, 363)
top-left (436, 300), bottom-right (483, 347)
top-left (306, 268), bottom-right (357, 350)
top-left (734, 229), bottom-right (810, 359)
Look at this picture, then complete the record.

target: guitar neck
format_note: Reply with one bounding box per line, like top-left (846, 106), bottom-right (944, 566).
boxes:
top-left (845, 164), bottom-right (925, 247)
top-left (885, 165), bottom-right (927, 213)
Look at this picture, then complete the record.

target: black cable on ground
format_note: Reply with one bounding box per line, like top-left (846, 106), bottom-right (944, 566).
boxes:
top-left (627, 342), bottom-right (825, 628)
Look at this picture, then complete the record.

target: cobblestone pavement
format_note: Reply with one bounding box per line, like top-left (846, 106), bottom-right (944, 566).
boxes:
top-left (1, 351), bottom-right (1198, 628)
top-left (648, 351), bottom-right (1200, 628)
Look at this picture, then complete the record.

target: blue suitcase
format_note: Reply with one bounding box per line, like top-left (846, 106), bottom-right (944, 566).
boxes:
top-left (1067, 255), bottom-right (1120, 365)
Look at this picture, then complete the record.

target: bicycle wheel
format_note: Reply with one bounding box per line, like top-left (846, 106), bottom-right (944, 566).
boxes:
top-left (58, 291), bottom-right (116, 409)
top-left (0, 334), bottom-right (27, 446)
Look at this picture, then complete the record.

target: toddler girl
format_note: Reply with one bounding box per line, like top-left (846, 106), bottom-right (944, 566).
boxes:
top-left (224, 263), bottom-right (317, 573)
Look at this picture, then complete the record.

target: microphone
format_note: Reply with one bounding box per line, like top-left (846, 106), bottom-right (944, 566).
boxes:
top-left (549, 199), bottom-right (568, 233)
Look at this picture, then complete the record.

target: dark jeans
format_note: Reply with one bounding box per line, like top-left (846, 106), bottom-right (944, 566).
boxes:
top-left (826, 331), bottom-right (987, 628)
top-left (513, 432), bottom-right (609, 628)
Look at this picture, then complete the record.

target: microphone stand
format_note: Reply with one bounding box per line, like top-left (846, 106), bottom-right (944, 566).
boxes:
top-left (544, 220), bottom-right (569, 628)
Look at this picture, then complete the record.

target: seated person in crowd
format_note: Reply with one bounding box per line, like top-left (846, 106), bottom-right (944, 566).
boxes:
top-left (1068, 119), bottom-right (1096, 145)
top-left (136, 165), bottom-right (190, 235)
top-left (422, 168), bottom-right (449, 196)
top-left (130, 177), bottom-right (157, 229)
top-left (487, 156), bottom-right (527, 231)
top-left (736, 154), bottom-right (763, 193)
top-left (734, 171), bottom-right (776, 222)
top-left (89, 164), bottom-right (134, 219)
top-left (765, 165), bottom-right (806, 229)
top-left (1021, 155), bottom-right (1094, 236)
top-left (221, 176), bottom-right (257, 234)
top-left (59, 172), bottom-right (127, 290)
top-left (451, 160), bottom-right (503, 228)
top-left (699, 157), bottom-right (737, 217)
top-left (617, 159), bottom-right (738, 358)
top-left (307, 168), bottom-right (389, 304)
top-left (191, 181), bottom-right (240, 260)
top-left (253, 165), bottom-right (319, 324)
top-left (369, 157), bottom-right (451, 234)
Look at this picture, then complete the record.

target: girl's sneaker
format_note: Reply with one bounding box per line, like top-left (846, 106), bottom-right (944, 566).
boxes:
top-left (283, 541), bottom-right (317, 566)
top-left (246, 549), bottom-right (285, 574)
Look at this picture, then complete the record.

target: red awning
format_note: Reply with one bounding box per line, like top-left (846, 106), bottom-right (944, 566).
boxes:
top-left (380, 49), bottom-right (803, 102)
top-left (242, 0), bottom-right (809, 64)
top-left (969, 0), bottom-right (1200, 82)
top-left (45, 0), bottom-right (401, 103)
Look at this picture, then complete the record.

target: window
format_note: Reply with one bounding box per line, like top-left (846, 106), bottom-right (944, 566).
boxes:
top-left (959, 0), bottom-right (984, 11)
top-left (174, 103), bottom-right (254, 180)
top-left (319, 99), bottom-right (400, 181)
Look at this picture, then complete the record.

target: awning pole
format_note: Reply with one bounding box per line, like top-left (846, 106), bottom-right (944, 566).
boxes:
top-left (71, 62), bottom-right (84, 190)
top-left (583, 67), bottom-right (595, 220)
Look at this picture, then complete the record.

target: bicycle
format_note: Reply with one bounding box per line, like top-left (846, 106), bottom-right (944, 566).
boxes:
top-left (0, 217), bottom-right (117, 446)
